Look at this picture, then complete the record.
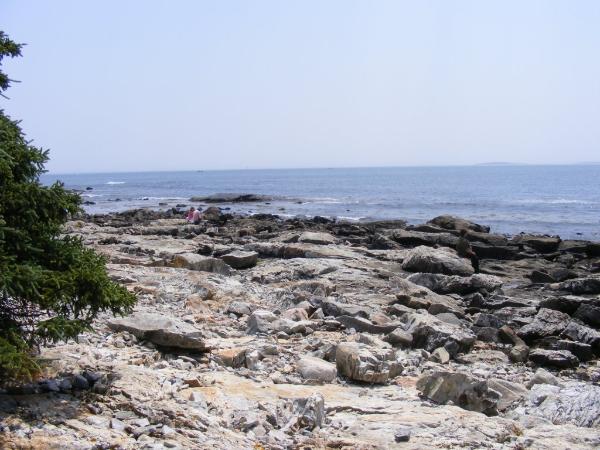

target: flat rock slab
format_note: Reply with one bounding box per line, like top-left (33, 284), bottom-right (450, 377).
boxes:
top-left (298, 232), bottom-right (336, 245)
top-left (171, 253), bottom-right (232, 275)
top-left (108, 312), bottom-right (208, 351)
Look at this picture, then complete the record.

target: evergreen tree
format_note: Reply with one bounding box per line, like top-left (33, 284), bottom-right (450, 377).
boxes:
top-left (0, 31), bottom-right (136, 380)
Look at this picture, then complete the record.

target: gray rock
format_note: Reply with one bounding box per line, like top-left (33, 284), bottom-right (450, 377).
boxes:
top-left (529, 349), bottom-right (579, 368)
top-left (281, 393), bottom-right (326, 432)
top-left (526, 382), bottom-right (600, 427)
top-left (402, 246), bottom-right (474, 276)
top-left (488, 378), bottom-right (528, 411)
top-left (526, 368), bottom-right (561, 388)
top-left (336, 315), bottom-right (399, 334)
top-left (322, 299), bottom-right (371, 318)
top-left (108, 312), bottom-right (208, 351)
top-left (335, 342), bottom-right (402, 384)
top-left (72, 375), bottom-right (89, 390)
top-left (473, 313), bottom-right (505, 329)
top-left (417, 371), bottom-right (500, 416)
top-left (298, 232), bottom-right (336, 245)
top-left (517, 308), bottom-right (570, 342)
top-left (430, 347), bottom-right (450, 364)
top-left (171, 253), bottom-right (232, 275)
top-left (557, 277), bottom-right (600, 295)
top-left (427, 215), bottom-right (490, 233)
top-left (512, 234), bottom-right (561, 253)
top-left (407, 272), bottom-right (502, 295)
top-left (246, 310), bottom-right (278, 334)
top-left (385, 328), bottom-right (414, 347)
top-left (403, 312), bottom-right (476, 355)
top-left (227, 301), bottom-right (255, 316)
top-left (220, 251), bottom-right (258, 269)
top-left (297, 356), bottom-right (337, 383)
top-left (391, 277), bottom-right (465, 317)
top-left (394, 426), bottom-right (412, 443)
top-left (561, 321), bottom-right (600, 351)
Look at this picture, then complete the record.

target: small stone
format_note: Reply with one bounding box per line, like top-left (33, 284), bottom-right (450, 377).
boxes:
top-left (59, 378), bottom-right (72, 391)
top-left (110, 418), bottom-right (126, 431)
top-left (430, 347), bottom-right (450, 364)
top-left (394, 426), bottom-right (412, 442)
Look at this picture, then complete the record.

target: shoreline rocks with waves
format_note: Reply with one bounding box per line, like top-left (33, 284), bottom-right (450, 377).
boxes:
top-left (2, 209), bottom-right (600, 449)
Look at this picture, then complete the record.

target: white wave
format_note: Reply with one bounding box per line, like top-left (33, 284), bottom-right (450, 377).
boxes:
top-left (106, 181), bottom-right (126, 185)
top-left (516, 198), bottom-right (594, 205)
top-left (81, 193), bottom-right (103, 198)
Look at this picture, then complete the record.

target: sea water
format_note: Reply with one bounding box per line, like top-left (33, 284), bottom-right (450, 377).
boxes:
top-left (41, 165), bottom-right (600, 240)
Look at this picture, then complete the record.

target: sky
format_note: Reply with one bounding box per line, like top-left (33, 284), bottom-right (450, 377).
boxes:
top-left (2, 1), bottom-right (600, 173)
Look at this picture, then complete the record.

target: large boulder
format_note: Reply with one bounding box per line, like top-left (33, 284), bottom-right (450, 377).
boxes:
top-left (220, 251), bottom-right (259, 269)
top-left (403, 312), bottom-right (476, 355)
top-left (417, 371), bottom-right (500, 416)
top-left (108, 313), bottom-right (208, 351)
top-left (335, 342), bottom-right (402, 384)
top-left (401, 246), bottom-right (474, 276)
top-left (407, 272), bottom-right (502, 295)
top-left (336, 315), bottom-right (399, 334)
top-left (517, 308), bottom-right (570, 342)
top-left (171, 253), bottom-right (232, 275)
top-left (573, 303), bottom-right (600, 327)
top-left (561, 321), bottom-right (600, 352)
top-left (321, 299), bottom-right (372, 318)
top-left (427, 215), bottom-right (490, 233)
top-left (297, 356), bottom-right (337, 383)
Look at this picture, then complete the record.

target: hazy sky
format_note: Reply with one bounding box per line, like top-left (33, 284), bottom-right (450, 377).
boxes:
top-left (2, 1), bottom-right (600, 173)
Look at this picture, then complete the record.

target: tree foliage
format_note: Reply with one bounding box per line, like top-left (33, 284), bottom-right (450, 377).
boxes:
top-left (0, 31), bottom-right (136, 380)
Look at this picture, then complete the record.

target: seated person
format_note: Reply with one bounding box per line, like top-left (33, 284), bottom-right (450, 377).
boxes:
top-left (191, 208), bottom-right (202, 224)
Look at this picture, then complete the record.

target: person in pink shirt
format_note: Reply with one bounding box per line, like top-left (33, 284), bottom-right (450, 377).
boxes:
top-left (185, 207), bottom-right (195, 222)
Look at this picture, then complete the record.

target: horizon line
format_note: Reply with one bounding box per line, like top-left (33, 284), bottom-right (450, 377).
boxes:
top-left (42, 161), bottom-right (600, 176)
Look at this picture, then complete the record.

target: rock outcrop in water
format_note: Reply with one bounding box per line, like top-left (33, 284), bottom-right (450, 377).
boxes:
top-left (2, 209), bottom-right (600, 449)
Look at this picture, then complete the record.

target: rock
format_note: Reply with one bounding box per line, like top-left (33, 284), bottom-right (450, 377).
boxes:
top-left (335, 342), bottom-right (402, 384)
top-left (402, 246), bottom-right (474, 276)
top-left (336, 315), bottom-right (399, 334)
top-left (430, 347), bottom-right (450, 364)
top-left (517, 308), bottom-right (570, 342)
top-left (538, 295), bottom-right (585, 315)
top-left (394, 426), bottom-right (412, 443)
top-left (321, 299), bottom-right (371, 318)
top-left (427, 215), bottom-right (490, 233)
top-left (220, 250), bottom-right (258, 269)
top-left (214, 347), bottom-right (247, 368)
top-left (227, 301), bottom-right (255, 316)
top-left (246, 310), bottom-right (278, 334)
top-left (561, 321), bottom-right (600, 351)
top-left (72, 375), bottom-right (89, 390)
top-left (525, 382), bottom-right (600, 427)
top-left (488, 378), bottom-right (528, 411)
top-left (416, 371), bottom-right (500, 416)
top-left (529, 270), bottom-right (556, 284)
top-left (513, 234), bottom-right (561, 253)
top-left (473, 313), bottom-right (505, 329)
top-left (391, 277), bottom-right (465, 317)
top-left (201, 206), bottom-right (223, 221)
top-left (298, 232), bottom-right (336, 245)
top-left (297, 356), bottom-right (337, 383)
top-left (573, 303), bottom-right (600, 327)
top-left (191, 193), bottom-right (270, 203)
top-left (281, 393), bottom-right (325, 432)
top-left (110, 418), bottom-right (126, 431)
top-left (282, 308), bottom-right (309, 321)
top-left (385, 328), bottom-right (414, 347)
top-left (407, 272), bottom-right (502, 295)
top-left (499, 325), bottom-right (530, 363)
top-left (108, 312), bottom-right (208, 351)
top-left (529, 349), bottom-right (579, 368)
top-left (403, 312), bottom-right (476, 355)
top-left (171, 253), bottom-right (232, 275)
top-left (556, 277), bottom-right (600, 295)
top-left (526, 368), bottom-right (561, 388)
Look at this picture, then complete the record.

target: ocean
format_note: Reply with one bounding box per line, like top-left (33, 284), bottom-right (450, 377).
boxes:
top-left (41, 165), bottom-right (600, 240)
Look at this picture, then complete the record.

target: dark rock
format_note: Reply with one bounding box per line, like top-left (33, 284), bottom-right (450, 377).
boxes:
top-left (407, 272), bottom-right (502, 295)
top-left (403, 313), bottom-right (476, 355)
top-left (529, 270), bottom-right (556, 284)
top-left (539, 296), bottom-right (585, 315)
top-left (518, 308), bottom-right (570, 342)
top-left (557, 277), bottom-right (600, 295)
top-left (190, 193), bottom-right (271, 203)
top-left (473, 313), bottom-right (505, 329)
top-left (573, 303), bottom-right (600, 327)
top-left (561, 321), bottom-right (600, 352)
top-left (336, 315), bottom-right (399, 334)
top-left (72, 375), bottom-right (90, 390)
top-left (513, 234), bottom-right (561, 253)
top-left (427, 215), bottom-right (490, 233)
top-left (473, 326), bottom-right (500, 343)
top-left (385, 328), bottom-right (414, 346)
top-left (322, 299), bottom-right (371, 319)
top-left (529, 349), bottom-right (579, 368)
top-left (394, 427), bottom-right (412, 443)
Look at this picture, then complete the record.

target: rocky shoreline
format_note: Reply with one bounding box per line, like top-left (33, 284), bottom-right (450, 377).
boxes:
top-left (1, 208), bottom-right (600, 449)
